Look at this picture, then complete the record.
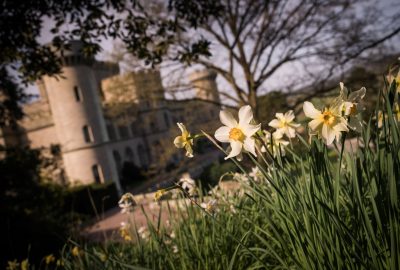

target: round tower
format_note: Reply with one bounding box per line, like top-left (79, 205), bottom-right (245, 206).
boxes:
top-left (189, 70), bottom-right (220, 103)
top-left (41, 41), bottom-right (120, 189)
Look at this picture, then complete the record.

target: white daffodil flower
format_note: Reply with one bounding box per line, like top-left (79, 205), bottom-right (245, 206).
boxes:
top-left (137, 226), bottom-right (150, 240)
top-left (173, 123), bottom-right (194, 158)
top-left (377, 111), bottom-right (385, 128)
top-left (178, 173), bottom-right (197, 196)
top-left (233, 172), bottom-right (250, 183)
top-left (200, 199), bottom-right (218, 214)
top-left (268, 110), bottom-right (300, 138)
top-left (339, 82), bottom-right (366, 132)
top-left (261, 131), bottom-right (289, 157)
top-left (303, 101), bottom-right (349, 145)
top-left (214, 105), bottom-right (261, 160)
top-left (387, 72), bottom-right (400, 93)
top-left (249, 166), bottom-right (264, 183)
top-left (118, 193), bottom-right (136, 214)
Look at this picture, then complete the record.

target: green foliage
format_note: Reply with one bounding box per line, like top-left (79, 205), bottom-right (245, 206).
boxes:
top-left (199, 160), bottom-right (238, 188)
top-left (0, 147), bottom-right (70, 268)
top-left (64, 182), bottom-right (119, 217)
top-left (0, 146), bottom-right (120, 268)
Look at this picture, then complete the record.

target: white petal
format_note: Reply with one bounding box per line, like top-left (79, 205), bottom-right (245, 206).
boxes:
top-left (334, 121), bottom-right (349, 132)
top-left (303, 102), bottom-right (321, 119)
top-left (286, 127), bottom-right (296, 138)
top-left (238, 105), bottom-right (253, 126)
top-left (242, 123), bottom-right (261, 137)
top-left (322, 124), bottom-right (335, 145)
top-left (243, 137), bottom-right (256, 156)
top-left (284, 110), bottom-right (295, 122)
top-left (269, 119), bottom-right (281, 129)
top-left (220, 110), bottom-right (237, 128)
top-left (214, 126), bottom-right (231, 142)
top-left (225, 141), bottom-right (242, 160)
top-left (272, 131), bottom-right (284, 139)
top-left (309, 119), bottom-right (322, 131)
top-left (275, 113), bottom-right (284, 120)
top-left (177, 122), bottom-right (185, 133)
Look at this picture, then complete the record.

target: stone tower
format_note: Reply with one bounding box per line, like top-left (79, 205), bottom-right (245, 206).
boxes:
top-left (41, 41), bottom-right (120, 190)
top-left (189, 70), bottom-right (220, 104)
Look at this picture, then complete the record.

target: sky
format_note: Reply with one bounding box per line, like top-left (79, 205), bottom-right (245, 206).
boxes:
top-left (23, 0), bottom-right (400, 105)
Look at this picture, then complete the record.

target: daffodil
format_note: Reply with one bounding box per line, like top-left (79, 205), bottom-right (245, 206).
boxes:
top-left (7, 260), bottom-right (19, 270)
top-left (303, 101), bottom-right (349, 145)
top-left (387, 72), bottom-right (400, 93)
top-left (377, 111), bottom-right (385, 128)
top-left (200, 199), bottom-right (218, 214)
top-left (178, 173), bottom-right (197, 196)
top-left (174, 123), bottom-right (194, 158)
top-left (118, 193), bottom-right (136, 214)
top-left (249, 166), bottom-right (264, 182)
top-left (20, 259), bottom-right (29, 270)
top-left (138, 226), bottom-right (150, 240)
top-left (394, 103), bottom-right (400, 122)
top-left (44, 254), bottom-right (55, 265)
top-left (261, 131), bottom-right (289, 156)
top-left (72, 246), bottom-right (81, 257)
top-left (339, 82), bottom-right (366, 132)
top-left (268, 110), bottom-right (300, 138)
top-left (154, 189), bottom-right (166, 201)
top-left (120, 222), bottom-right (132, 241)
top-left (214, 105), bottom-right (261, 160)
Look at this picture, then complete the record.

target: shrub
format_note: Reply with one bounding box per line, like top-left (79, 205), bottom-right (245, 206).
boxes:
top-left (199, 160), bottom-right (238, 188)
top-left (63, 182), bottom-right (119, 217)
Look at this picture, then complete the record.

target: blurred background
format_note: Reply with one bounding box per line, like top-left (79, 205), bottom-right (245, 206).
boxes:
top-left (1, 0), bottom-right (399, 267)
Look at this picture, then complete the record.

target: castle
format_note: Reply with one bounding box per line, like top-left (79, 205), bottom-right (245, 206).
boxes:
top-left (0, 41), bottom-right (221, 192)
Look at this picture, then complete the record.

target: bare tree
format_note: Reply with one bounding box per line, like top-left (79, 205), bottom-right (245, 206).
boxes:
top-left (131, 0), bottom-right (400, 117)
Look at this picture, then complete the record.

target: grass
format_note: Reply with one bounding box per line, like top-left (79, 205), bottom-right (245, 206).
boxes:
top-left (20, 80), bottom-right (399, 270)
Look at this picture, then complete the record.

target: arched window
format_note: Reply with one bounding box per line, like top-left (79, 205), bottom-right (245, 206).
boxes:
top-left (164, 112), bottom-right (170, 129)
top-left (92, 164), bottom-right (103, 183)
top-left (125, 147), bottom-right (134, 162)
top-left (83, 125), bottom-right (93, 143)
top-left (113, 150), bottom-right (122, 173)
top-left (137, 144), bottom-right (149, 167)
top-left (73, 86), bottom-right (81, 102)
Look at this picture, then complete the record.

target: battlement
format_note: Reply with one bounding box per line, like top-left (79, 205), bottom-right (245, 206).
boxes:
top-left (101, 69), bottom-right (164, 103)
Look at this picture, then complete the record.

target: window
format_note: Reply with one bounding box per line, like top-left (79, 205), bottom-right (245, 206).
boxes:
top-left (92, 164), bottom-right (103, 183)
top-left (73, 86), bottom-right (81, 102)
top-left (107, 124), bottom-right (116, 141)
top-left (83, 125), bottom-right (93, 143)
top-left (118, 125), bottom-right (129, 139)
